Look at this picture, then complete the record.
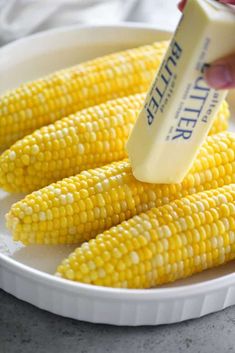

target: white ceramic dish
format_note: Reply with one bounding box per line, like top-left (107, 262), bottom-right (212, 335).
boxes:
top-left (0, 23), bottom-right (235, 326)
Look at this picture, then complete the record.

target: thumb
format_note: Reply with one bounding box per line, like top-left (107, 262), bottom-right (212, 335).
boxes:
top-left (204, 54), bottom-right (235, 89)
top-left (178, 0), bottom-right (235, 11)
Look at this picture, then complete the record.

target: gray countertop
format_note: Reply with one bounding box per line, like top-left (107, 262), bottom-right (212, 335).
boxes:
top-left (1, 288), bottom-right (235, 353)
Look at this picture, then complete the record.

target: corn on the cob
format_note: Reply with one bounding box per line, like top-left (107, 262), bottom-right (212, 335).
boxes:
top-left (0, 41), bottom-right (168, 151)
top-left (6, 132), bottom-right (235, 245)
top-left (0, 98), bottom-right (230, 193)
top-left (0, 94), bottom-right (145, 192)
top-left (56, 184), bottom-right (235, 288)
top-left (209, 104), bottom-right (229, 135)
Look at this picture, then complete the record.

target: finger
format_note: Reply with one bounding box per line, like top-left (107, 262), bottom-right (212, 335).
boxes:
top-left (178, 0), bottom-right (187, 11)
top-left (204, 54), bottom-right (235, 89)
top-left (220, 0), bottom-right (235, 4)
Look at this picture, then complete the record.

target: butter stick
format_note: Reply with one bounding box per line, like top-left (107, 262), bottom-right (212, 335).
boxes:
top-left (127, 0), bottom-right (235, 184)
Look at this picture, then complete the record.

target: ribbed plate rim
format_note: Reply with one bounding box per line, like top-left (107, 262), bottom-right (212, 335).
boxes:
top-left (1, 246), bottom-right (235, 301)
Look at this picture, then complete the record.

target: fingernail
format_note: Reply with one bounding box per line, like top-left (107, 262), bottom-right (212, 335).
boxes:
top-left (204, 64), bottom-right (233, 89)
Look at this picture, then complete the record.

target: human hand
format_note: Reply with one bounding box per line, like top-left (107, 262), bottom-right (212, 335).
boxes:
top-left (178, 0), bottom-right (235, 89)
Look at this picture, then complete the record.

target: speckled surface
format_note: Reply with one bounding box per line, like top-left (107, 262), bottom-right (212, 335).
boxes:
top-left (1, 289), bottom-right (235, 353)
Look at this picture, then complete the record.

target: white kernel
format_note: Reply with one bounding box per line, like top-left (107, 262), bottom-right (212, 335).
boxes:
top-left (189, 187), bottom-right (197, 194)
top-left (194, 255), bottom-right (200, 266)
top-left (90, 132), bottom-right (96, 141)
top-left (9, 151), bottom-right (16, 160)
top-left (103, 141), bottom-right (110, 151)
top-left (86, 122), bottom-right (93, 131)
top-left (116, 114), bottom-right (124, 124)
top-left (130, 251), bottom-right (139, 264)
top-left (218, 194), bottom-right (227, 204)
top-left (162, 197), bottom-right (169, 204)
top-left (47, 185), bottom-right (54, 191)
top-left (95, 183), bottom-right (103, 192)
top-left (151, 219), bottom-right (159, 228)
top-left (195, 201), bottom-right (205, 212)
top-left (120, 200), bottom-right (127, 211)
top-left (37, 93), bottom-right (45, 102)
top-left (25, 207), bottom-right (33, 215)
top-left (26, 109), bottom-right (33, 118)
top-left (3, 106), bottom-right (8, 114)
top-left (221, 218), bottom-right (230, 231)
top-left (157, 225), bottom-right (171, 238)
top-left (81, 243), bottom-right (90, 251)
top-left (211, 236), bottom-right (218, 248)
top-left (172, 263), bottom-right (177, 273)
top-left (181, 234), bottom-right (188, 245)
top-left (20, 203), bottom-right (27, 211)
top-left (110, 128), bottom-right (116, 138)
top-left (10, 217), bottom-right (19, 231)
top-left (60, 195), bottom-right (67, 205)
top-left (143, 231), bottom-right (151, 241)
top-left (34, 190), bottom-right (42, 197)
top-left (193, 229), bottom-right (200, 242)
top-left (50, 132), bottom-right (57, 140)
top-left (117, 55), bottom-right (126, 62)
top-left (69, 126), bottom-right (77, 135)
top-left (218, 236), bottom-right (224, 247)
top-left (54, 188), bottom-right (61, 195)
top-left (92, 85), bottom-right (98, 95)
top-left (82, 87), bottom-right (88, 96)
top-left (178, 261), bottom-right (184, 272)
top-left (163, 225), bottom-right (171, 237)
top-left (154, 254), bottom-right (163, 267)
top-left (143, 220), bottom-right (152, 230)
top-left (229, 204), bottom-right (235, 214)
top-left (95, 111), bottom-right (103, 120)
top-left (39, 212), bottom-right (46, 221)
top-left (44, 133), bottom-right (50, 142)
top-left (166, 264), bottom-right (171, 274)
top-left (163, 252), bottom-right (169, 264)
top-left (201, 254), bottom-right (207, 267)
top-left (94, 207), bottom-right (100, 218)
top-left (87, 261), bottom-right (96, 270)
top-left (162, 239), bottom-right (169, 251)
top-left (182, 199), bottom-right (190, 207)
top-left (98, 268), bottom-right (106, 278)
top-left (229, 231), bottom-right (235, 243)
top-left (78, 144), bottom-right (85, 154)
top-left (148, 190), bottom-right (156, 201)
top-left (187, 245), bottom-right (193, 257)
top-left (31, 145), bottom-right (39, 154)
top-left (130, 227), bottom-right (139, 237)
top-left (179, 218), bottom-right (187, 231)
top-left (66, 193), bottom-right (74, 204)
top-left (219, 252), bottom-right (225, 263)
top-left (194, 173), bottom-right (201, 185)
top-left (62, 128), bottom-right (69, 136)
top-left (56, 131), bottom-right (63, 139)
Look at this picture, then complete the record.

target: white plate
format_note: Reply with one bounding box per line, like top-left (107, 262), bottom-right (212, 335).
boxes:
top-left (0, 23), bottom-right (235, 326)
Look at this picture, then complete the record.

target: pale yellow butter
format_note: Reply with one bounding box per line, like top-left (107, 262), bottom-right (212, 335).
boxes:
top-left (127, 0), bottom-right (235, 184)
